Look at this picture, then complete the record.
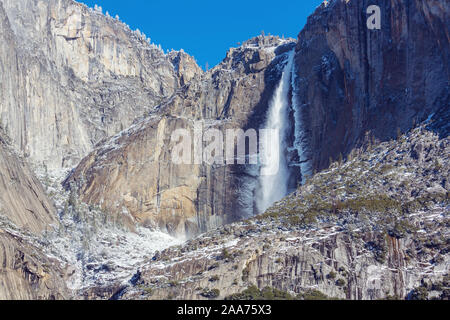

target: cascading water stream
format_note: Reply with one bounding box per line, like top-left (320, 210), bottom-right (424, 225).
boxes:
top-left (256, 50), bottom-right (295, 214)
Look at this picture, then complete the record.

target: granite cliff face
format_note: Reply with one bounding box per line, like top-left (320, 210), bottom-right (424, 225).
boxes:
top-left (0, 0), bottom-right (448, 300)
top-left (63, 37), bottom-right (297, 237)
top-left (63, 0), bottom-right (449, 240)
top-left (0, 133), bottom-right (56, 234)
top-left (0, 229), bottom-right (68, 300)
top-left (0, 0), bottom-right (196, 172)
top-left (0, 0), bottom-right (194, 298)
top-left (120, 127), bottom-right (449, 301)
top-left (292, 0), bottom-right (449, 172)
top-left (0, 130), bottom-right (67, 299)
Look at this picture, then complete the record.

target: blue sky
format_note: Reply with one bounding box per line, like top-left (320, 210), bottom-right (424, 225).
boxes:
top-left (79, 0), bottom-right (323, 70)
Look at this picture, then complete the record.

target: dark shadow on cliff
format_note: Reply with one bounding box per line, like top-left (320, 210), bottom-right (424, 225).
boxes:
top-left (225, 41), bottom-right (301, 221)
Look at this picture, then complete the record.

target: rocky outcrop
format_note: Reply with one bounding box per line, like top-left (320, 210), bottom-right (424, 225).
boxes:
top-left (119, 128), bottom-right (449, 300)
top-left (0, 230), bottom-right (68, 300)
top-left (0, 132), bottom-right (56, 235)
top-left (292, 0), bottom-right (449, 172)
top-left (0, 0), bottom-right (199, 171)
top-left (64, 37), bottom-right (297, 237)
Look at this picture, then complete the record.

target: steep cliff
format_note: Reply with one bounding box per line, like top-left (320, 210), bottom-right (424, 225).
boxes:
top-left (0, 230), bottom-right (68, 300)
top-left (119, 127), bottom-right (449, 300)
top-left (291, 0), bottom-right (449, 173)
top-left (0, 0), bottom-right (448, 300)
top-left (63, 36), bottom-right (297, 237)
top-left (0, 130), bottom-right (67, 299)
top-left (0, 133), bottom-right (56, 234)
top-left (0, 0), bottom-right (199, 171)
top-left (63, 0), bottom-right (449, 240)
top-left (168, 50), bottom-right (204, 87)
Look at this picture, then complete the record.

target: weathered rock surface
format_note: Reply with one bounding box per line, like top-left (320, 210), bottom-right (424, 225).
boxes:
top-left (168, 50), bottom-right (203, 87)
top-left (0, 230), bottom-right (68, 300)
top-left (120, 128), bottom-right (449, 300)
top-left (0, 0), bottom-right (448, 300)
top-left (64, 37), bottom-right (297, 237)
top-left (0, 130), bottom-right (67, 299)
top-left (0, 133), bottom-right (56, 234)
top-left (0, 0), bottom-right (199, 171)
top-left (64, 0), bottom-right (449, 240)
top-left (292, 0), bottom-right (449, 172)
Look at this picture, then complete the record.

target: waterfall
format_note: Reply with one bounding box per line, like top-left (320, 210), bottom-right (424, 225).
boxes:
top-left (256, 50), bottom-right (295, 214)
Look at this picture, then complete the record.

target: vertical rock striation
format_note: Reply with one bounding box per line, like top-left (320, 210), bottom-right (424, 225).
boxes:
top-left (292, 0), bottom-right (449, 172)
top-left (0, 0), bottom-right (198, 171)
top-left (64, 37), bottom-right (297, 238)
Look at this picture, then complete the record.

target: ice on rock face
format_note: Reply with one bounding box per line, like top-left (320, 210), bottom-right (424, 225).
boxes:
top-left (256, 51), bottom-right (295, 214)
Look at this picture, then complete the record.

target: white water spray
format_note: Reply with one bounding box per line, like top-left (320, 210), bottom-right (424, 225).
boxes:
top-left (256, 50), bottom-right (295, 213)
